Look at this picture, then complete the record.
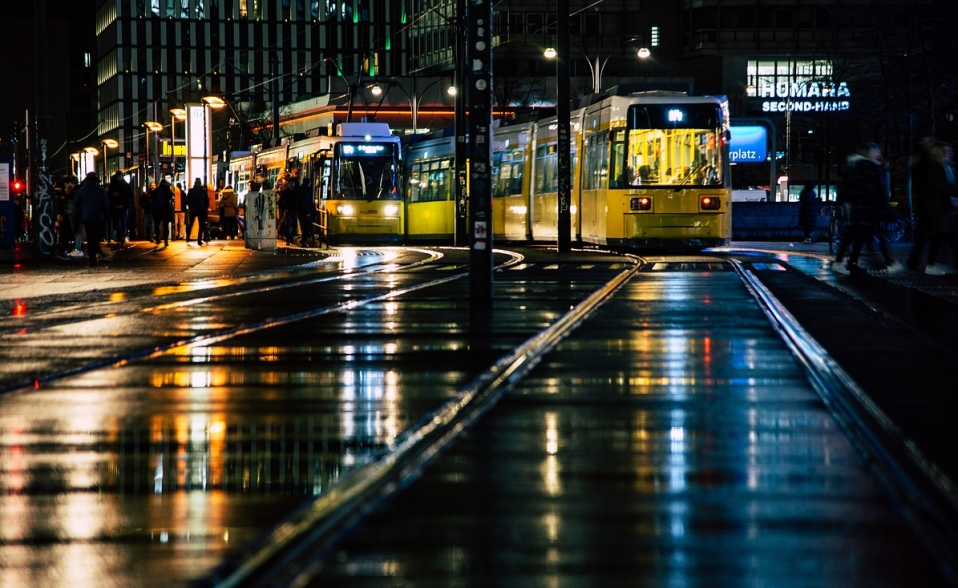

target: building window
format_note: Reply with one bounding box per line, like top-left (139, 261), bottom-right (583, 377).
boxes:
top-left (84, 52), bottom-right (92, 68)
top-left (651, 26), bottom-right (659, 47)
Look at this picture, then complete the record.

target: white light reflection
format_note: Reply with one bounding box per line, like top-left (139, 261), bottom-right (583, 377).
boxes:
top-left (668, 410), bottom-right (687, 493)
top-left (541, 412), bottom-right (562, 497)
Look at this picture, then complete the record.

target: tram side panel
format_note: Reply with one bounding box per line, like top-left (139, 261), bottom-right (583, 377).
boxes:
top-left (404, 135), bottom-right (457, 243)
top-left (491, 123), bottom-right (533, 242)
top-left (529, 115), bottom-right (581, 244)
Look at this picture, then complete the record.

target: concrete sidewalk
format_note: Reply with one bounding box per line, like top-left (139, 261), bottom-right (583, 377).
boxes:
top-left (0, 239), bottom-right (328, 301)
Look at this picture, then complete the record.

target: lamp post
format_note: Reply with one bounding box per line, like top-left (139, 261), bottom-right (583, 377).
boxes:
top-left (82, 147), bottom-right (99, 179)
top-left (545, 37), bottom-right (651, 94)
top-left (170, 108), bottom-right (186, 184)
top-left (144, 121), bottom-right (164, 183)
top-left (101, 139), bottom-right (118, 179)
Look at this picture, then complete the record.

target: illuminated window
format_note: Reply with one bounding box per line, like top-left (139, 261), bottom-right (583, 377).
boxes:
top-left (651, 26), bottom-right (660, 47)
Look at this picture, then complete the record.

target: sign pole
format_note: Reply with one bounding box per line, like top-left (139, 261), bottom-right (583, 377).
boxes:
top-left (467, 0), bottom-right (493, 301)
top-left (556, 0), bottom-right (571, 252)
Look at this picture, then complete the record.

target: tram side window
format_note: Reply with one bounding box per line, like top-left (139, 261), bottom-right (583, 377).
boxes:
top-left (535, 143), bottom-right (558, 193)
top-left (492, 149), bottom-right (524, 197)
top-left (609, 129), bottom-right (628, 188)
top-left (408, 163), bottom-right (424, 203)
top-left (582, 134), bottom-right (609, 190)
top-left (428, 159), bottom-right (453, 202)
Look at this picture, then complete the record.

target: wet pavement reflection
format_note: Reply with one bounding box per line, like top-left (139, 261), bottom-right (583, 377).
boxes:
top-left (0, 248), bottom-right (628, 586)
top-left (305, 259), bottom-right (945, 587)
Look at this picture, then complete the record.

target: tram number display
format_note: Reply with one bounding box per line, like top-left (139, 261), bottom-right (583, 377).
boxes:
top-left (341, 144), bottom-right (389, 156)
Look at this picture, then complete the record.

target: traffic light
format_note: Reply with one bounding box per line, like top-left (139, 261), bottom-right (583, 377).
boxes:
top-left (11, 178), bottom-right (24, 195)
top-left (9, 121), bottom-right (19, 144)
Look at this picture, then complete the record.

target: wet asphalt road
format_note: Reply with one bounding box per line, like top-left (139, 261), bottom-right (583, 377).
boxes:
top-left (1, 242), bottom-right (957, 587)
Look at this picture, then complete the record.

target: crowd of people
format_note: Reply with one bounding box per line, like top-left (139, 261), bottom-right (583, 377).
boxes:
top-left (41, 167), bottom-right (318, 267)
top-left (829, 134), bottom-right (958, 276)
top-left (49, 172), bottom-right (227, 266)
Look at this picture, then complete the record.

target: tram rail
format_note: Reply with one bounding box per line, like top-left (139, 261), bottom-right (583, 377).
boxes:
top-left (199, 252), bottom-right (958, 587)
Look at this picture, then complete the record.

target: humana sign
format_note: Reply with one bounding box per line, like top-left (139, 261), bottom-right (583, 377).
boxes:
top-left (757, 80), bottom-right (850, 113)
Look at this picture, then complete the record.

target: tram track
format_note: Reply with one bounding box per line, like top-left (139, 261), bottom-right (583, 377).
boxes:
top-left (4, 248), bottom-right (957, 587)
top-left (204, 251), bottom-right (958, 587)
top-left (0, 247), bottom-right (523, 394)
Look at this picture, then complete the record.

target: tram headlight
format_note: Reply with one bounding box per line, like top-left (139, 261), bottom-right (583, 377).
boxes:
top-left (700, 196), bottom-right (722, 210)
top-left (383, 204), bottom-right (399, 217)
top-left (630, 197), bottom-right (652, 211)
top-left (337, 204), bottom-right (355, 216)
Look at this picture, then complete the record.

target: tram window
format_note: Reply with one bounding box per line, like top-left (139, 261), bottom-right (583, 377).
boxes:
top-left (535, 144), bottom-right (558, 193)
top-left (492, 149), bottom-right (524, 197)
top-left (610, 129), bottom-right (628, 188)
top-left (582, 134), bottom-right (609, 190)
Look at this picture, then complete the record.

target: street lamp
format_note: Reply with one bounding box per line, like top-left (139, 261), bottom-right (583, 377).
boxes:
top-left (144, 120), bottom-right (164, 183)
top-left (170, 108), bottom-right (186, 184)
top-left (101, 139), bottom-right (118, 179)
top-left (544, 37), bottom-right (651, 94)
top-left (82, 147), bottom-right (98, 179)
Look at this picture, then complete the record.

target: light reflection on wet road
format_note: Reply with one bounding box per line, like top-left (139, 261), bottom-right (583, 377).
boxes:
top-left (0, 250), bottom-right (949, 587)
top-left (0, 247), bottom-right (627, 587)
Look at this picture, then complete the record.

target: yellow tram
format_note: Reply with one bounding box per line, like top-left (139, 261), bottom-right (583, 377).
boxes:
top-left (403, 89), bottom-right (732, 250)
top-left (227, 122), bottom-right (404, 244)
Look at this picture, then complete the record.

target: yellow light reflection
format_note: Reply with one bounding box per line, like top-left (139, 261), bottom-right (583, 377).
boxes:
top-left (541, 412), bottom-right (562, 496)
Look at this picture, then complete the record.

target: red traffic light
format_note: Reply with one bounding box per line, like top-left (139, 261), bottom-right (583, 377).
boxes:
top-left (11, 179), bottom-right (23, 193)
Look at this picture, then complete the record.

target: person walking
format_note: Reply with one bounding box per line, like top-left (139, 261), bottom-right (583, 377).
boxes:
top-left (276, 169), bottom-right (299, 245)
top-left (107, 172), bottom-right (133, 244)
top-left (151, 179), bottom-right (175, 247)
top-left (54, 179), bottom-right (77, 259)
top-left (62, 175), bottom-right (85, 257)
top-left (907, 133), bottom-right (938, 270)
top-left (185, 178), bottom-right (208, 246)
top-left (295, 176), bottom-right (316, 246)
top-left (218, 185), bottom-right (239, 240)
top-left (74, 172), bottom-right (111, 267)
top-left (140, 182), bottom-right (156, 243)
top-left (831, 142), bottom-right (904, 275)
top-left (174, 182), bottom-right (186, 240)
top-left (915, 142), bottom-right (958, 275)
top-left (798, 180), bottom-right (819, 243)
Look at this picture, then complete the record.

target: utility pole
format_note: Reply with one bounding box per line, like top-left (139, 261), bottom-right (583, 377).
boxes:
top-left (556, 0), bottom-right (571, 252)
top-left (454, 0), bottom-right (468, 246)
top-left (468, 0), bottom-right (493, 301)
top-left (33, 0), bottom-right (55, 258)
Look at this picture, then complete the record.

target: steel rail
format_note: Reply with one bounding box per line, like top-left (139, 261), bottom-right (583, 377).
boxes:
top-left (732, 259), bottom-right (958, 586)
top-left (0, 248), bottom-right (525, 395)
top-left (199, 255), bottom-right (642, 588)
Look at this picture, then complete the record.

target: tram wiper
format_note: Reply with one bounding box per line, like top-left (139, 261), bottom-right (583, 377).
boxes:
top-left (358, 161), bottom-right (368, 200)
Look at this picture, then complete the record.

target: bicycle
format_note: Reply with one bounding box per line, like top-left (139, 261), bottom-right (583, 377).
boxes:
top-left (822, 203), bottom-right (846, 255)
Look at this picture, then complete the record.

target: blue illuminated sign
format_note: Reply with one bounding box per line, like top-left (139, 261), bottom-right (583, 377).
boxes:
top-left (728, 126), bottom-right (768, 163)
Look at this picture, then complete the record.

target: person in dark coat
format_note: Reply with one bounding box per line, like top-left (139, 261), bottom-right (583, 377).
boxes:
top-left (185, 178), bottom-right (209, 246)
top-left (907, 133), bottom-right (941, 270)
top-left (107, 172), bottom-right (134, 244)
top-left (295, 176), bottom-right (316, 246)
top-left (798, 181), bottom-right (819, 243)
top-left (831, 142), bottom-right (904, 275)
top-left (74, 172), bottom-right (111, 267)
top-left (915, 142), bottom-right (958, 275)
top-left (151, 179), bottom-right (175, 247)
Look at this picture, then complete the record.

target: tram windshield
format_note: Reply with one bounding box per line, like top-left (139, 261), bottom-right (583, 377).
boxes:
top-left (334, 142), bottom-right (400, 200)
top-left (610, 103), bottom-right (726, 188)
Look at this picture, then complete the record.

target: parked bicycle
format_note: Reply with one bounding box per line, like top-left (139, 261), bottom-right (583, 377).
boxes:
top-left (822, 203), bottom-right (846, 255)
